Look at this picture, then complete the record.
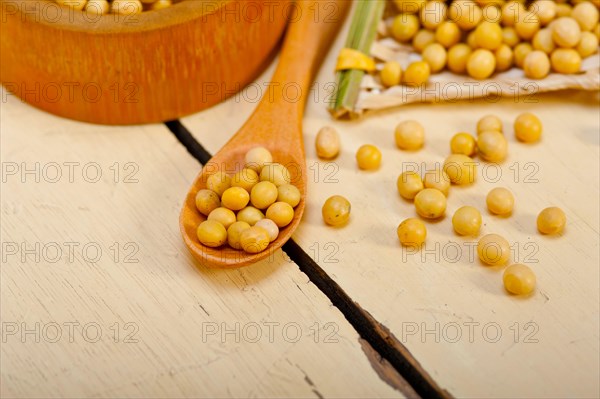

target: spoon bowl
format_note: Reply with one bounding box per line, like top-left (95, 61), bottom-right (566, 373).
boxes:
top-left (181, 141), bottom-right (306, 267)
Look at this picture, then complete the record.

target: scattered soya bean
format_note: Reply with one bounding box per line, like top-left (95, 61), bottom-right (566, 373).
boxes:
top-left (397, 171), bottom-right (424, 200)
top-left (395, 120), bottom-right (425, 150)
top-left (315, 126), bottom-right (341, 159)
top-left (414, 188), bottom-right (446, 219)
top-left (537, 207), bottom-right (566, 234)
top-left (356, 144), bottom-right (382, 170)
top-left (452, 206), bottom-right (482, 236)
top-left (477, 233), bottom-right (510, 266)
top-left (322, 195), bottom-right (351, 226)
top-left (514, 112), bottom-right (543, 142)
top-left (477, 130), bottom-right (508, 162)
top-left (397, 218), bottom-right (427, 246)
top-left (486, 187), bottom-right (514, 215)
top-left (503, 264), bottom-right (536, 295)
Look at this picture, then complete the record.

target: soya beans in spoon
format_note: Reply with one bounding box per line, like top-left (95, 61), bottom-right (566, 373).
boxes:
top-left (195, 147), bottom-right (301, 255)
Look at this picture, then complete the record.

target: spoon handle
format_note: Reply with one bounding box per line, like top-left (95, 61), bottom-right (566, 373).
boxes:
top-left (256, 0), bottom-right (351, 121)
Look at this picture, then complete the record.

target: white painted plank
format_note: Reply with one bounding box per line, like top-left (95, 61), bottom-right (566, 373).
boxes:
top-left (0, 95), bottom-right (403, 399)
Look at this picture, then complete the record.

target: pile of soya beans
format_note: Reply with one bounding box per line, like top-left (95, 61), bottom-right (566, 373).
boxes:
top-left (380, 0), bottom-right (600, 86)
top-left (315, 113), bottom-right (567, 297)
top-left (54, 0), bottom-right (175, 15)
top-left (195, 147), bottom-right (301, 254)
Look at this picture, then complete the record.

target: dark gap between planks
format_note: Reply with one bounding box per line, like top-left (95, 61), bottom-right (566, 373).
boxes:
top-left (165, 119), bottom-right (452, 399)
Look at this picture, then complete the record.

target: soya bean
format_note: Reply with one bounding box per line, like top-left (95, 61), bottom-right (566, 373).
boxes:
top-left (477, 233), bottom-right (510, 266)
top-left (322, 195), bottom-right (351, 226)
top-left (277, 184), bottom-right (301, 208)
top-left (237, 206), bottom-right (265, 226)
top-left (477, 131), bottom-right (508, 162)
top-left (495, 44), bottom-right (514, 71)
top-left (443, 154), bottom-right (477, 185)
top-left (423, 169), bottom-right (451, 196)
top-left (447, 43), bottom-right (473, 74)
top-left (380, 61), bottom-right (403, 87)
top-left (207, 207), bottom-right (236, 229)
top-left (397, 218), bottom-right (427, 246)
top-left (477, 114), bottom-right (503, 134)
top-left (467, 49), bottom-right (496, 79)
top-left (474, 21), bottom-right (503, 50)
top-left (356, 144), bottom-right (382, 170)
top-left (221, 187), bottom-right (250, 211)
top-left (514, 112), bottom-right (543, 142)
top-left (414, 188), bottom-right (447, 219)
top-left (397, 171), bottom-right (424, 200)
top-left (503, 264), bottom-right (536, 295)
top-left (197, 220), bottom-right (227, 248)
top-left (403, 61), bottom-right (431, 86)
top-left (227, 221), bottom-right (251, 250)
top-left (551, 17), bottom-right (582, 48)
top-left (315, 126), bottom-right (341, 159)
top-left (245, 147), bottom-right (273, 173)
top-left (392, 13), bottom-right (421, 42)
top-left (240, 226), bottom-right (270, 253)
top-left (413, 29), bottom-right (437, 53)
top-left (260, 163), bottom-right (291, 186)
top-left (254, 219), bottom-right (279, 242)
top-left (206, 171), bottom-right (231, 196)
top-left (395, 120), bottom-right (425, 150)
top-left (550, 48), bottom-right (582, 74)
top-left (571, 1), bottom-right (599, 32)
top-left (452, 206), bottom-right (482, 236)
top-left (250, 181), bottom-right (278, 209)
top-left (435, 21), bottom-right (462, 48)
top-left (450, 132), bottom-right (477, 156)
top-left (486, 187), bottom-right (515, 215)
top-left (576, 31), bottom-right (599, 58)
top-left (537, 207), bottom-right (566, 234)
top-left (265, 202), bottom-right (294, 228)
top-left (422, 43), bottom-right (448, 72)
top-left (195, 189), bottom-right (221, 216)
top-left (523, 50), bottom-right (551, 79)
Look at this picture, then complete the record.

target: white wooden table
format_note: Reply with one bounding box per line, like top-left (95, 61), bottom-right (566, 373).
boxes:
top-left (2, 11), bottom-right (599, 398)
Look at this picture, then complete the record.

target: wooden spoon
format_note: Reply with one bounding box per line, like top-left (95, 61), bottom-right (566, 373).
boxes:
top-left (180, 0), bottom-right (350, 267)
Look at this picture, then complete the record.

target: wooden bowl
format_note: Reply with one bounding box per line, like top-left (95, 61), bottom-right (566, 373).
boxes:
top-left (0, 0), bottom-right (289, 124)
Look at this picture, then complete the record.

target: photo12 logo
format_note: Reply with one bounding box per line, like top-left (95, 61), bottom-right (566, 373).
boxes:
top-left (399, 321), bottom-right (540, 344)
top-left (200, 321), bottom-right (339, 344)
top-left (1, 321), bottom-right (140, 344)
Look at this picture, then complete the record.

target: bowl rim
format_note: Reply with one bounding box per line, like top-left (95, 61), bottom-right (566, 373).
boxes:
top-left (3, 0), bottom-right (261, 33)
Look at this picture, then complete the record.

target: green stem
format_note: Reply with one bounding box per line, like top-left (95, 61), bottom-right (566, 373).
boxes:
top-left (328, 0), bottom-right (386, 118)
